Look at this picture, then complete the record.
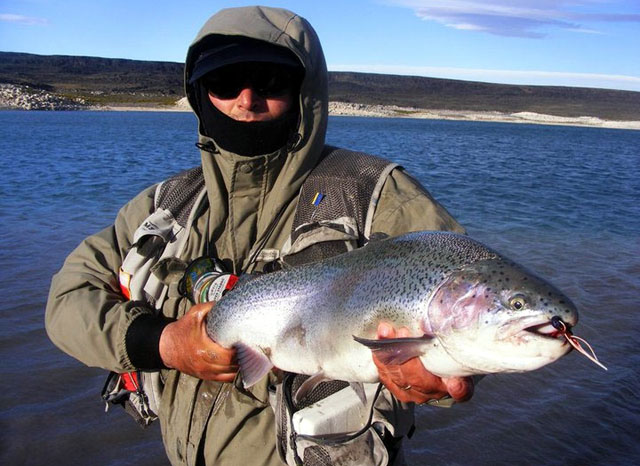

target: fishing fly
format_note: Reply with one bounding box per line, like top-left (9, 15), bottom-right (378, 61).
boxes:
top-left (551, 316), bottom-right (608, 371)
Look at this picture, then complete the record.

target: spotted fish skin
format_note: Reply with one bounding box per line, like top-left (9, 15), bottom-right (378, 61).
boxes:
top-left (205, 231), bottom-right (579, 387)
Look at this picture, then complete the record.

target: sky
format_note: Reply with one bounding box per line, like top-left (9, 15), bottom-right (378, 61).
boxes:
top-left (1, 0), bottom-right (639, 91)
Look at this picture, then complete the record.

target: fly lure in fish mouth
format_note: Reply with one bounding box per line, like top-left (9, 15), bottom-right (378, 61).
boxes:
top-left (551, 316), bottom-right (608, 371)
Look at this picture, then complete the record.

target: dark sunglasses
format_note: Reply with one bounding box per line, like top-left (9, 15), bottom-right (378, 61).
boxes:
top-left (202, 63), bottom-right (300, 100)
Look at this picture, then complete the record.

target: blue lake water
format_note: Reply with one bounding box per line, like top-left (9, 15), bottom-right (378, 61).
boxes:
top-left (1, 111), bottom-right (639, 465)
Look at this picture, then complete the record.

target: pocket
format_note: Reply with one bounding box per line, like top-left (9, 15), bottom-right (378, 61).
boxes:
top-left (274, 374), bottom-right (396, 466)
top-left (281, 217), bottom-right (360, 267)
top-left (293, 427), bottom-right (389, 466)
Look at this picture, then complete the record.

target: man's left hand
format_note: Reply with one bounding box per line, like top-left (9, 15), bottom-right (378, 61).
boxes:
top-left (373, 322), bottom-right (474, 404)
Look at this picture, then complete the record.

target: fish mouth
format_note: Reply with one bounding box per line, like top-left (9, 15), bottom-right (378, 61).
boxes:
top-left (523, 321), bottom-right (566, 340)
top-left (500, 318), bottom-right (569, 344)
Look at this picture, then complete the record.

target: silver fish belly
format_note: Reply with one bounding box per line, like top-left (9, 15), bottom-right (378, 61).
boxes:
top-left (205, 231), bottom-right (578, 387)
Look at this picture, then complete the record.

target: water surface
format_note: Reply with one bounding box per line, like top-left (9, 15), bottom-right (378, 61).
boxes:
top-left (1, 111), bottom-right (638, 465)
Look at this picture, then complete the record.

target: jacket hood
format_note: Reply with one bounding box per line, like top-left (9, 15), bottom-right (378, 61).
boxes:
top-left (185, 6), bottom-right (328, 153)
top-left (184, 6), bottom-right (329, 271)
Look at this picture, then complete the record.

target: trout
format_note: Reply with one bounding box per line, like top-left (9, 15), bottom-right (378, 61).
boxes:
top-left (205, 231), bottom-right (579, 389)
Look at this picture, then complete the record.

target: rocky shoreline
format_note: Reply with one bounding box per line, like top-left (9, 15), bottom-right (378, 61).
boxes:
top-left (328, 102), bottom-right (640, 130)
top-left (0, 83), bottom-right (88, 110)
top-left (2, 83), bottom-right (638, 130)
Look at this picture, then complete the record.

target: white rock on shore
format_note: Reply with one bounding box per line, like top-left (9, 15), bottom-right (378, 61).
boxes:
top-left (328, 101), bottom-right (640, 130)
top-left (0, 83), bottom-right (87, 110)
top-left (97, 96), bottom-right (192, 112)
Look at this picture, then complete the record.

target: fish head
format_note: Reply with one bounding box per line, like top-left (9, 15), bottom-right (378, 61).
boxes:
top-left (425, 258), bottom-right (578, 374)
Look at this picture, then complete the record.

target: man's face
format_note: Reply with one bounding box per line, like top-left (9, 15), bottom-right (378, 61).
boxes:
top-left (203, 62), bottom-right (298, 122)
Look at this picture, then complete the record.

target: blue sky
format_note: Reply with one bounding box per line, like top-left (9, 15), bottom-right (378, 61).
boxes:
top-left (1, 0), bottom-right (639, 91)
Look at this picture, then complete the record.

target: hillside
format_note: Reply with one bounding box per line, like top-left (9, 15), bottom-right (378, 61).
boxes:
top-left (1, 51), bottom-right (639, 120)
top-left (0, 52), bottom-right (183, 106)
top-left (329, 73), bottom-right (640, 121)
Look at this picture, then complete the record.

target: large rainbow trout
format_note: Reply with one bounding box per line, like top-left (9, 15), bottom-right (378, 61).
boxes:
top-left (206, 231), bottom-right (579, 388)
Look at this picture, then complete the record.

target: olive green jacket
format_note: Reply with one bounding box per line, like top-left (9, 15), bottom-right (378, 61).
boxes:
top-left (45, 6), bottom-right (464, 465)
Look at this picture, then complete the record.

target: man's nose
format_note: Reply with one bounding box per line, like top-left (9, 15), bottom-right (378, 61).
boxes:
top-left (236, 86), bottom-right (262, 110)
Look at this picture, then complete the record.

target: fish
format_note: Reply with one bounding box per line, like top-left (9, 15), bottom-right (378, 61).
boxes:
top-left (205, 231), bottom-right (582, 391)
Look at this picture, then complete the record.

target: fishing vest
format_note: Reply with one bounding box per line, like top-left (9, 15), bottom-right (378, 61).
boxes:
top-left (102, 146), bottom-right (411, 465)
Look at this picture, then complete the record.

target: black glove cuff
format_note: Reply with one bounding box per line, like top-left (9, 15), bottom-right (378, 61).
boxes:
top-left (125, 314), bottom-right (173, 370)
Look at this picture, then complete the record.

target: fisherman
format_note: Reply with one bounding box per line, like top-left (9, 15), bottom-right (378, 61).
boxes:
top-left (46, 6), bottom-right (473, 465)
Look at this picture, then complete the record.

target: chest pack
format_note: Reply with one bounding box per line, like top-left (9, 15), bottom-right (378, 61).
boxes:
top-left (102, 146), bottom-right (407, 463)
top-left (102, 167), bottom-right (208, 426)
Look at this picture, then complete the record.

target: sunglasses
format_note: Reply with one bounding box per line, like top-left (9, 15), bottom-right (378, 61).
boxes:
top-left (203, 63), bottom-right (300, 100)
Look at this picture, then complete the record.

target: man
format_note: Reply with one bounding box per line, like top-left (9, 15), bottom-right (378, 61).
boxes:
top-left (46, 6), bottom-right (472, 465)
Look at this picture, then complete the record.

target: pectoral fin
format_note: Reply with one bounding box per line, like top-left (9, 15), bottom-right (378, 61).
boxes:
top-left (235, 343), bottom-right (274, 388)
top-left (293, 371), bottom-right (330, 405)
top-left (353, 335), bottom-right (433, 366)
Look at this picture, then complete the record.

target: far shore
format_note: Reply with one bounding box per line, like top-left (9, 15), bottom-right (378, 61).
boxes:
top-left (3, 81), bottom-right (638, 130)
top-left (94, 98), bottom-right (640, 131)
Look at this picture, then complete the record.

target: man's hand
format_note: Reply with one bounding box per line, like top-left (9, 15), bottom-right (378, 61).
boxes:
top-left (159, 302), bottom-right (238, 382)
top-left (373, 322), bottom-right (474, 404)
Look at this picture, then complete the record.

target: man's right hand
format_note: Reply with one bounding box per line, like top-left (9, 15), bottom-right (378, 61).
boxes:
top-left (159, 302), bottom-right (238, 382)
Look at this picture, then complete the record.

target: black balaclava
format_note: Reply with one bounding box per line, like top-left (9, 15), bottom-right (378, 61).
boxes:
top-left (196, 83), bottom-right (300, 157)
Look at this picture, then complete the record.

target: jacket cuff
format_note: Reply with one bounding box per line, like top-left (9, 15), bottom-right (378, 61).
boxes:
top-left (125, 313), bottom-right (173, 370)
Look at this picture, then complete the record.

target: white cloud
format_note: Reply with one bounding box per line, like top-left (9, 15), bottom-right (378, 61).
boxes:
top-left (328, 63), bottom-right (640, 92)
top-left (0, 14), bottom-right (48, 26)
top-left (383, 0), bottom-right (640, 38)
top-left (451, 23), bottom-right (485, 31)
top-left (564, 27), bottom-right (603, 35)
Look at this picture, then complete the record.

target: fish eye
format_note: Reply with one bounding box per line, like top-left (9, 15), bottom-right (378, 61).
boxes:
top-left (509, 295), bottom-right (527, 310)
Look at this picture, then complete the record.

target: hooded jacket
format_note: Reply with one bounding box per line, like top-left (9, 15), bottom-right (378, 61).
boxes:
top-left (45, 6), bottom-right (464, 465)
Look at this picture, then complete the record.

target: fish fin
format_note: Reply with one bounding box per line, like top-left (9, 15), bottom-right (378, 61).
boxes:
top-left (350, 382), bottom-right (367, 405)
top-left (293, 371), bottom-right (330, 405)
top-left (235, 343), bottom-right (274, 388)
top-left (353, 335), bottom-right (432, 366)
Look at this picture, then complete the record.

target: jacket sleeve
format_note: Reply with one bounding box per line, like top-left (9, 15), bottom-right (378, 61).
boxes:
top-left (371, 168), bottom-right (465, 236)
top-left (45, 185), bottom-right (170, 372)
